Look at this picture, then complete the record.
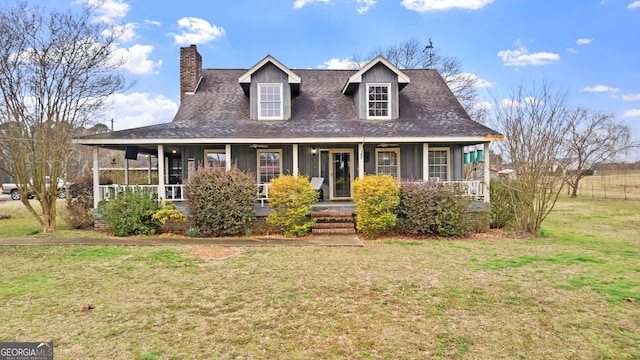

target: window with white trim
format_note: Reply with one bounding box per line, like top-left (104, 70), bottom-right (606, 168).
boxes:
top-left (204, 150), bottom-right (226, 169)
top-left (376, 148), bottom-right (400, 178)
top-left (257, 149), bottom-right (282, 184)
top-left (367, 83), bottom-right (390, 119)
top-left (258, 83), bottom-right (283, 120)
top-left (428, 148), bottom-right (449, 181)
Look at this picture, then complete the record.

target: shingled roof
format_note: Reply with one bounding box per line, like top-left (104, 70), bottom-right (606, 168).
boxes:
top-left (78, 65), bottom-right (501, 143)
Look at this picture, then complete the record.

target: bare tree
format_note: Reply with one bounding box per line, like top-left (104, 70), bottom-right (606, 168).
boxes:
top-left (492, 79), bottom-right (570, 235)
top-left (0, 2), bottom-right (129, 232)
top-left (562, 107), bottom-right (636, 197)
top-left (354, 38), bottom-right (484, 122)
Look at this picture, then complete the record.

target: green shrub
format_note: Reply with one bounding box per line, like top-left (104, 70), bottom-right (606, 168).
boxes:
top-left (266, 175), bottom-right (318, 236)
top-left (489, 179), bottom-right (517, 229)
top-left (398, 180), bottom-right (471, 236)
top-left (352, 174), bottom-right (400, 237)
top-left (434, 184), bottom-right (472, 236)
top-left (97, 187), bottom-right (161, 236)
top-left (183, 166), bottom-right (256, 237)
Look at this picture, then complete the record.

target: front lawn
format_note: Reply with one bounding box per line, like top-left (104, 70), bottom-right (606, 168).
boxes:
top-left (0, 196), bottom-right (638, 359)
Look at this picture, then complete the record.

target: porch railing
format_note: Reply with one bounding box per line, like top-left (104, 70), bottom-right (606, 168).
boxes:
top-left (98, 184), bottom-right (185, 202)
top-left (442, 180), bottom-right (485, 200)
top-left (97, 180), bottom-right (483, 204)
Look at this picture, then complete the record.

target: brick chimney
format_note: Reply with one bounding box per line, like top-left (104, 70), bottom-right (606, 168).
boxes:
top-left (179, 44), bottom-right (202, 101)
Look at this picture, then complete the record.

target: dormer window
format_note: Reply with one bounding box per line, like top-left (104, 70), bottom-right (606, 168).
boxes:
top-left (258, 83), bottom-right (283, 120)
top-left (238, 55), bottom-right (301, 121)
top-left (341, 56), bottom-right (409, 121)
top-left (368, 84), bottom-right (391, 119)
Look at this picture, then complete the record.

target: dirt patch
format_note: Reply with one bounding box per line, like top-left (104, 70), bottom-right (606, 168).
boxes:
top-left (189, 246), bottom-right (242, 262)
top-left (0, 214), bottom-right (11, 220)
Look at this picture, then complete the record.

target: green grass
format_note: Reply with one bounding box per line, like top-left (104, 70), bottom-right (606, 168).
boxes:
top-left (0, 196), bottom-right (639, 358)
top-left (0, 199), bottom-right (107, 238)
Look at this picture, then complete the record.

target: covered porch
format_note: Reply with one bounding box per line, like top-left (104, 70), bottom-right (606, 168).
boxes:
top-left (84, 138), bottom-right (493, 211)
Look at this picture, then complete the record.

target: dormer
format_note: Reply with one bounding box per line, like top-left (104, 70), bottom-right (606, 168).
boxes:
top-left (238, 55), bottom-right (301, 121)
top-left (342, 56), bottom-right (410, 120)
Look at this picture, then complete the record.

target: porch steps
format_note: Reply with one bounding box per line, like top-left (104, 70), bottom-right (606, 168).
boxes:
top-left (311, 210), bottom-right (356, 235)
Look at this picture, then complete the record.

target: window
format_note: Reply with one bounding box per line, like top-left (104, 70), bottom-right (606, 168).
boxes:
top-left (258, 83), bottom-right (283, 120)
top-left (257, 150), bottom-right (282, 184)
top-left (367, 83), bottom-right (390, 119)
top-left (205, 150), bottom-right (226, 169)
top-left (376, 148), bottom-right (400, 178)
top-left (428, 148), bottom-right (449, 181)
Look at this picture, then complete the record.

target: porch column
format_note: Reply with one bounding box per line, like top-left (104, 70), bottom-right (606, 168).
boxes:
top-left (358, 143), bottom-right (365, 179)
top-left (157, 144), bottom-right (165, 200)
top-left (92, 146), bottom-right (100, 209)
top-left (147, 154), bottom-right (152, 184)
top-left (124, 158), bottom-right (129, 185)
top-left (423, 143), bottom-right (429, 181)
top-left (225, 144), bottom-right (232, 171)
top-left (484, 142), bottom-right (490, 203)
top-left (292, 144), bottom-right (299, 178)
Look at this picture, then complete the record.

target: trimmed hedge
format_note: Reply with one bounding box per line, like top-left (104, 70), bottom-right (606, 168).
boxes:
top-left (183, 166), bottom-right (256, 237)
top-left (266, 175), bottom-right (318, 236)
top-left (352, 174), bottom-right (400, 236)
top-left (398, 180), bottom-right (471, 236)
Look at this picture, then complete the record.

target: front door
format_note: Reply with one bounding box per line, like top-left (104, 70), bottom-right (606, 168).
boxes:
top-left (328, 150), bottom-right (353, 199)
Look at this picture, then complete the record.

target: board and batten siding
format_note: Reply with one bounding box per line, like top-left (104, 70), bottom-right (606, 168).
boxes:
top-left (249, 63), bottom-right (292, 120)
top-left (355, 63), bottom-right (400, 120)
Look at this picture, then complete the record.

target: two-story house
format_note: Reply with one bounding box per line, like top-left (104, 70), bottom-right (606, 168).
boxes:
top-left (75, 45), bottom-right (502, 211)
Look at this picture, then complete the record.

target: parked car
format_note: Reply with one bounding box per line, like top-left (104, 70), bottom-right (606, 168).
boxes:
top-left (1, 177), bottom-right (69, 200)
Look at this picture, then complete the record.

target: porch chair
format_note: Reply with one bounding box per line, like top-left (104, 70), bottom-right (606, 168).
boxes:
top-left (310, 177), bottom-right (324, 201)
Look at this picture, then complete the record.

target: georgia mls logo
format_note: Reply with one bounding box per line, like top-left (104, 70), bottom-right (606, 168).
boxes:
top-left (0, 342), bottom-right (53, 360)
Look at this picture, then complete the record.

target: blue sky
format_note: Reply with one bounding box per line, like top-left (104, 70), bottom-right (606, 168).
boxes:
top-left (34, 0), bottom-right (640, 150)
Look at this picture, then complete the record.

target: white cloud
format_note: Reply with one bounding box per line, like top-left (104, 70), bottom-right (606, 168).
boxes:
top-left (293, 0), bottom-right (332, 9)
top-left (497, 42), bottom-right (560, 67)
top-left (106, 93), bottom-right (178, 130)
top-left (500, 97), bottom-right (540, 108)
top-left (79, 0), bottom-right (130, 23)
top-left (473, 101), bottom-right (492, 111)
top-left (356, 0), bottom-right (377, 14)
top-left (401, 0), bottom-right (493, 12)
top-left (110, 23), bottom-right (138, 43)
top-left (623, 109), bottom-right (640, 118)
top-left (581, 85), bottom-right (620, 93)
top-left (622, 94), bottom-right (640, 101)
top-left (628, 1), bottom-right (640, 9)
top-left (567, 48), bottom-right (578, 54)
top-left (145, 20), bottom-right (161, 27)
top-left (576, 38), bottom-right (593, 45)
top-left (500, 98), bottom-right (521, 108)
top-left (171, 17), bottom-right (225, 45)
top-left (447, 72), bottom-right (493, 90)
top-left (113, 44), bottom-right (162, 74)
top-left (318, 57), bottom-right (362, 69)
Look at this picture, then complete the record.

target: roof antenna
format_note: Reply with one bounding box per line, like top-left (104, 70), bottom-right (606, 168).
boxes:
top-left (424, 38), bottom-right (434, 69)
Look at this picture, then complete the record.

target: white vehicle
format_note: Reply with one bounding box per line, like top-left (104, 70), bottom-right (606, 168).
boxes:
top-left (1, 177), bottom-right (68, 200)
